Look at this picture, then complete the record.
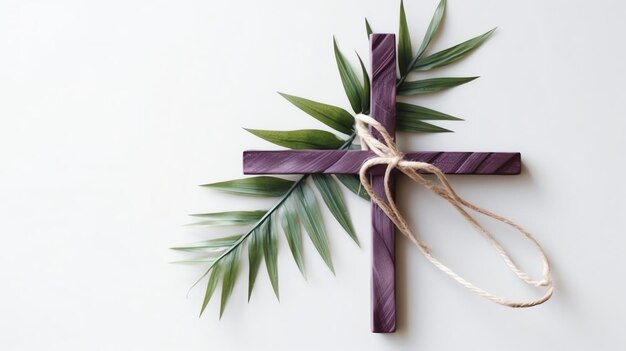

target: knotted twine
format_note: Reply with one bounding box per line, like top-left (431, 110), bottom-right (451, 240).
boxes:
top-left (354, 114), bottom-right (553, 308)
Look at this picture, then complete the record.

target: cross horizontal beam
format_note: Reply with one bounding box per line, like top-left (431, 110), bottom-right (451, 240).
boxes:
top-left (244, 150), bottom-right (521, 175)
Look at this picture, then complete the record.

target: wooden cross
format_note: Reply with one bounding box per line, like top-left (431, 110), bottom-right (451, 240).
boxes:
top-left (242, 34), bottom-right (521, 333)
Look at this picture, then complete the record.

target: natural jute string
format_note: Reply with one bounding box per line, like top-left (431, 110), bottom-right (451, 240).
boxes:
top-left (355, 114), bottom-right (553, 308)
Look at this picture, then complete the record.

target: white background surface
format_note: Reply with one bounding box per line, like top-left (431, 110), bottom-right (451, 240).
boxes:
top-left (1, 0), bottom-right (625, 350)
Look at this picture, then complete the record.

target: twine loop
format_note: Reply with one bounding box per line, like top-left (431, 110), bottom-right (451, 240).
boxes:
top-left (355, 114), bottom-right (553, 308)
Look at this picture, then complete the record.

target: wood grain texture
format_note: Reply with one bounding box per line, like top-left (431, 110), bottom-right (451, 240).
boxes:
top-left (243, 151), bottom-right (522, 175)
top-left (369, 33), bottom-right (397, 333)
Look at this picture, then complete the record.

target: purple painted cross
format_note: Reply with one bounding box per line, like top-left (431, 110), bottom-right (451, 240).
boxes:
top-left (242, 34), bottom-right (521, 333)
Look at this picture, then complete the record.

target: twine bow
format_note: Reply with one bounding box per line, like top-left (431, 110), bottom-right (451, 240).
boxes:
top-left (355, 114), bottom-right (553, 308)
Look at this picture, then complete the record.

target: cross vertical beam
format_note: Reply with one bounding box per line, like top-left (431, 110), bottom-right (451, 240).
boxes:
top-left (369, 34), bottom-right (397, 333)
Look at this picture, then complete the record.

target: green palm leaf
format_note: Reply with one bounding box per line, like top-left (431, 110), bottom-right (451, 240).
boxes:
top-left (397, 119), bottom-right (452, 133)
top-left (247, 229), bottom-right (263, 301)
top-left (201, 176), bottom-right (294, 197)
top-left (244, 129), bottom-right (345, 149)
top-left (397, 102), bottom-right (462, 121)
top-left (170, 258), bottom-right (217, 265)
top-left (365, 18), bottom-right (373, 37)
top-left (279, 93), bottom-right (354, 135)
top-left (171, 235), bottom-right (242, 253)
top-left (333, 37), bottom-right (363, 113)
top-left (188, 210), bottom-right (266, 227)
top-left (262, 217), bottom-right (279, 300)
top-left (398, 0), bottom-right (413, 77)
top-left (335, 174), bottom-right (370, 200)
top-left (220, 246), bottom-right (241, 318)
top-left (295, 184), bottom-right (334, 274)
top-left (397, 77), bottom-right (478, 95)
top-left (412, 28), bottom-right (495, 71)
top-left (279, 199), bottom-right (306, 278)
top-left (414, 0), bottom-right (446, 60)
top-left (200, 263), bottom-right (222, 316)
top-left (356, 53), bottom-right (370, 114)
top-left (312, 175), bottom-right (359, 246)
